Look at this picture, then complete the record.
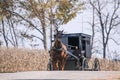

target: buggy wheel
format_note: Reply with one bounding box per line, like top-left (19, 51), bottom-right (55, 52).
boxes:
top-left (92, 58), bottom-right (100, 71)
top-left (81, 58), bottom-right (89, 70)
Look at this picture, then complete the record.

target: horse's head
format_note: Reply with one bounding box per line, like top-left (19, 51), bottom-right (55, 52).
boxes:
top-left (54, 39), bottom-right (62, 49)
top-left (54, 29), bottom-right (63, 49)
top-left (55, 29), bottom-right (63, 39)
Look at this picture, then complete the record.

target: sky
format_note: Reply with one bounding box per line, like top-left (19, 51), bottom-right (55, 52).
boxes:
top-left (60, 11), bottom-right (92, 34)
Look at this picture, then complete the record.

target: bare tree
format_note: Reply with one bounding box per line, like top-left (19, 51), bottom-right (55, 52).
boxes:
top-left (0, 0), bottom-right (14, 47)
top-left (89, 0), bottom-right (120, 58)
top-left (0, 0), bottom-right (20, 47)
top-left (90, 1), bottom-right (95, 51)
top-left (1, 19), bottom-right (8, 47)
top-left (7, 18), bottom-right (18, 47)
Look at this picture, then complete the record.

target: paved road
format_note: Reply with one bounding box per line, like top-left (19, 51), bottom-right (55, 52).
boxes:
top-left (0, 71), bottom-right (120, 80)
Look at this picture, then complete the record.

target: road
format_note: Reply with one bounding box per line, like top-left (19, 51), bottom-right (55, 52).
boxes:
top-left (0, 71), bottom-right (120, 80)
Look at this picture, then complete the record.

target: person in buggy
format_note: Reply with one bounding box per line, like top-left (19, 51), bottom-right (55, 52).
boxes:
top-left (72, 46), bottom-right (86, 70)
top-left (72, 46), bottom-right (81, 65)
top-left (72, 46), bottom-right (81, 58)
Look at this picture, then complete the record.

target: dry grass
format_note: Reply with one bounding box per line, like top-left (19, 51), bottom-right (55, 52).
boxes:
top-left (0, 47), bottom-right (50, 73)
top-left (88, 58), bottom-right (120, 71)
top-left (99, 59), bottom-right (120, 71)
top-left (0, 47), bottom-right (120, 72)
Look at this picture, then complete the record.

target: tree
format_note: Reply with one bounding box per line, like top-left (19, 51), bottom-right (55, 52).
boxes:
top-left (19, 0), bottom-right (84, 50)
top-left (49, 0), bottom-right (84, 48)
top-left (0, 0), bottom-right (14, 47)
top-left (0, 0), bottom-right (31, 48)
top-left (89, 0), bottom-right (120, 58)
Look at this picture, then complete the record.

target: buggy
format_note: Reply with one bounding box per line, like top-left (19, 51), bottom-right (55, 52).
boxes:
top-left (48, 33), bottom-right (100, 71)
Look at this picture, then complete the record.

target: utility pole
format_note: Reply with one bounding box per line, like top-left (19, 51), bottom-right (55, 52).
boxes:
top-left (50, 0), bottom-right (59, 48)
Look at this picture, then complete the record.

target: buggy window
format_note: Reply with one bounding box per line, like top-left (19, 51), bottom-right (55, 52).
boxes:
top-left (68, 36), bottom-right (79, 50)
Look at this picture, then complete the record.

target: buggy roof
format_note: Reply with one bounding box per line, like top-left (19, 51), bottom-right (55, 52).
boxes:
top-left (62, 33), bottom-right (91, 38)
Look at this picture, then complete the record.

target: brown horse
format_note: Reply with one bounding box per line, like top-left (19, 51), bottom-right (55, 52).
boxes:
top-left (50, 30), bottom-right (67, 70)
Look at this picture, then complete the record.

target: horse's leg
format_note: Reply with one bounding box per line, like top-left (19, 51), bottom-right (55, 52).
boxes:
top-left (60, 60), bottom-right (65, 70)
top-left (55, 60), bottom-right (59, 70)
top-left (52, 60), bottom-right (59, 70)
top-left (60, 57), bottom-right (67, 70)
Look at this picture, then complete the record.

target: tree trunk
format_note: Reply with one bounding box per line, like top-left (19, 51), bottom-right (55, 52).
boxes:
top-left (41, 9), bottom-right (47, 50)
top-left (2, 19), bottom-right (8, 47)
top-left (91, 5), bottom-right (95, 51)
top-left (43, 27), bottom-right (47, 50)
top-left (10, 19), bottom-right (18, 47)
top-left (103, 44), bottom-right (106, 58)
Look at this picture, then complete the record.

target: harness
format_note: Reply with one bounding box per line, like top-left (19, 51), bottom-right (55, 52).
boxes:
top-left (52, 47), bottom-right (64, 53)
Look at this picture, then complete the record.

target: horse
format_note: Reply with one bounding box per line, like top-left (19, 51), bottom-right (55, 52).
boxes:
top-left (50, 29), bottom-right (67, 70)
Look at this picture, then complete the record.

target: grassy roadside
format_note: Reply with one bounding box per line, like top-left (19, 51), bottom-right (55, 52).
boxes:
top-left (88, 58), bottom-right (120, 71)
top-left (0, 47), bottom-right (49, 73)
top-left (0, 47), bottom-right (120, 72)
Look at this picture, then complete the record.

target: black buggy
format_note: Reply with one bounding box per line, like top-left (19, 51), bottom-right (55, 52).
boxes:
top-left (48, 33), bottom-right (100, 71)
